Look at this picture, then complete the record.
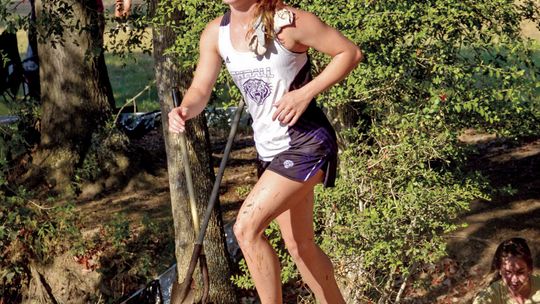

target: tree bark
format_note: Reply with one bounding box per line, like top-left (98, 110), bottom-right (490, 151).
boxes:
top-left (32, 0), bottom-right (115, 194)
top-left (151, 2), bottom-right (238, 303)
top-left (328, 101), bottom-right (370, 148)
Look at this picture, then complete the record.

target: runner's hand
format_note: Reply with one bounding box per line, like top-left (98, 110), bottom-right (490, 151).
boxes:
top-left (272, 90), bottom-right (311, 126)
top-left (168, 107), bottom-right (189, 133)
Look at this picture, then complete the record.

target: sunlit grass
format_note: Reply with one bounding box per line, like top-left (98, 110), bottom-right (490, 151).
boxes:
top-left (106, 52), bottom-right (159, 112)
top-left (104, 23), bottom-right (158, 112)
top-left (1, 25), bottom-right (158, 115)
top-left (16, 30), bottom-right (27, 54)
top-left (0, 30), bottom-right (30, 115)
top-left (0, 103), bottom-right (8, 114)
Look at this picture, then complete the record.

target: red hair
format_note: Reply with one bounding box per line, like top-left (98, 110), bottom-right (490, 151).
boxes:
top-left (248, 0), bottom-right (285, 41)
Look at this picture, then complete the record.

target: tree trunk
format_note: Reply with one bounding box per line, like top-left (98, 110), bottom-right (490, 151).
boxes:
top-left (328, 101), bottom-right (370, 148)
top-left (32, 0), bottom-right (115, 194)
top-left (151, 2), bottom-right (238, 303)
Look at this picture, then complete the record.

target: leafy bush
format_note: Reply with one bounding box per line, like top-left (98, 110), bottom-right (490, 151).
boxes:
top-left (0, 189), bottom-right (80, 301)
top-left (314, 114), bottom-right (489, 302)
top-left (231, 221), bottom-right (298, 290)
top-left (296, 0), bottom-right (539, 137)
top-left (91, 214), bottom-right (175, 302)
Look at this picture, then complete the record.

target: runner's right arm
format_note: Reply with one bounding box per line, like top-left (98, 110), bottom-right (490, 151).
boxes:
top-left (168, 18), bottom-right (222, 134)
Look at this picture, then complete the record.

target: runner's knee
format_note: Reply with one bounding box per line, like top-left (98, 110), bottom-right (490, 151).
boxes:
top-left (233, 217), bottom-right (264, 247)
top-left (284, 238), bottom-right (316, 261)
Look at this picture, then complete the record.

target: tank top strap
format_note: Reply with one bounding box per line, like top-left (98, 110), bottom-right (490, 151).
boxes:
top-left (218, 11), bottom-right (234, 59)
top-left (220, 10), bottom-right (231, 27)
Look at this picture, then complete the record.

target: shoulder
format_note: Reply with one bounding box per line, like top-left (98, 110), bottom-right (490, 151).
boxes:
top-left (281, 6), bottom-right (325, 31)
top-left (281, 6), bottom-right (320, 22)
top-left (199, 16), bottom-right (223, 51)
top-left (473, 281), bottom-right (505, 304)
top-left (276, 6), bottom-right (327, 52)
top-left (203, 16), bottom-right (223, 37)
top-left (532, 275), bottom-right (540, 301)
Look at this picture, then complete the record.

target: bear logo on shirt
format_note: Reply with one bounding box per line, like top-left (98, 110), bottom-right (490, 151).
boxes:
top-left (243, 78), bottom-right (271, 105)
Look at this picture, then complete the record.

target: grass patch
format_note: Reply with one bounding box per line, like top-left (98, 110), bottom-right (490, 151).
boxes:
top-left (0, 30), bottom-right (30, 115)
top-left (106, 52), bottom-right (159, 113)
top-left (0, 26), bottom-right (158, 115)
top-left (103, 25), bottom-right (158, 113)
top-left (0, 103), bottom-right (9, 115)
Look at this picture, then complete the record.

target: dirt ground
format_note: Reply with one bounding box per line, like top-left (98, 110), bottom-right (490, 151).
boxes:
top-left (403, 131), bottom-right (540, 303)
top-left (71, 127), bottom-right (540, 304)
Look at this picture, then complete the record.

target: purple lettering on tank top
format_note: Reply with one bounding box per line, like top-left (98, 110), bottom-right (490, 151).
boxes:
top-left (230, 67), bottom-right (275, 105)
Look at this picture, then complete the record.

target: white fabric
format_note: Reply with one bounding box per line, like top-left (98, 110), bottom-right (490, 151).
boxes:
top-left (218, 10), bottom-right (308, 161)
top-left (248, 9), bottom-right (294, 56)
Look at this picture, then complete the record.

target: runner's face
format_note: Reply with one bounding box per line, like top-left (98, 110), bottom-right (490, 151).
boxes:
top-left (500, 256), bottom-right (532, 294)
top-left (222, 0), bottom-right (257, 6)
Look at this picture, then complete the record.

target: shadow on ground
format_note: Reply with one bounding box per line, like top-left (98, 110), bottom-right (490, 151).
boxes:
top-left (407, 136), bottom-right (540, 303)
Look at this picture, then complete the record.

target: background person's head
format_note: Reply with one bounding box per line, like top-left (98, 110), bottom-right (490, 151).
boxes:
top-left (491, 238), bottom-right (533, 294)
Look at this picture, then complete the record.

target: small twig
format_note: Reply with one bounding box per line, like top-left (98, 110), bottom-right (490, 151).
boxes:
top-left (12, 0), bottom-right (27, 10)
top-left (29, 200), bottom-right (55, 210)
top-left (113, 80), bottom-right (156, 124)
top-left (395, 262), bottom-right (418, 303)
top-left (389, 179), bottom-right (397, 206)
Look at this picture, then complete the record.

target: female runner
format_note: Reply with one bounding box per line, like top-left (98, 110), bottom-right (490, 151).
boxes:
top-left (168, 1), bottom-right (362, 303)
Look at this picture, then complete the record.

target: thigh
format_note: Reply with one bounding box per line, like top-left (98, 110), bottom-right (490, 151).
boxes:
top-left (274, 190), bottom-right (315, 245)
top-left (236, 169), bottom-right (323, 234)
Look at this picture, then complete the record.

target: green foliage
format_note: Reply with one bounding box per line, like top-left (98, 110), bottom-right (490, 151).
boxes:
top-left (0, 122), bottom-right (26, 175)
top-left (301, 0), bottom-right (539, 136)
top-left (0, 98), bottom-right (40, 184)
top-left (234, 184), bottom-right (253, 199)
top-left (105, 4), bottom-right (153, 57)
top-left (231, 221), bottom-right (298, 290)
top-left (0, 189), bottom-right (80, 300)
top-left (0, 0), bottom-right (26, 33)
top-left (151, 0), bottom-right (224, 67)
top-left (89, 214), bottom-right (175, 302)
top-left (314, 114), bottom-right (489, 300)
top-left (150, 0), bottom-right (242, 107)
top-left (105, 213), bottom-right (131, 249)
top-left (74, 124), bottom-right (130, 185)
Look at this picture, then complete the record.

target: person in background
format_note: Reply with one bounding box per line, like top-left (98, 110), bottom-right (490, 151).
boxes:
top-left (22, 0), bottom-right (40, 99)
top-left (168, 0), bottom-right (362, 303)
top-left (114, 0), bottom-right (131, 20)
top-left (474, 238), bottom-right (540, 304)
top-left (114, 0), bottom-right (132, 30)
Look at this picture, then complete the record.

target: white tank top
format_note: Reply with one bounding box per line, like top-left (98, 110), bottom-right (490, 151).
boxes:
top-left (218, 11), bottom-right (309, 161)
